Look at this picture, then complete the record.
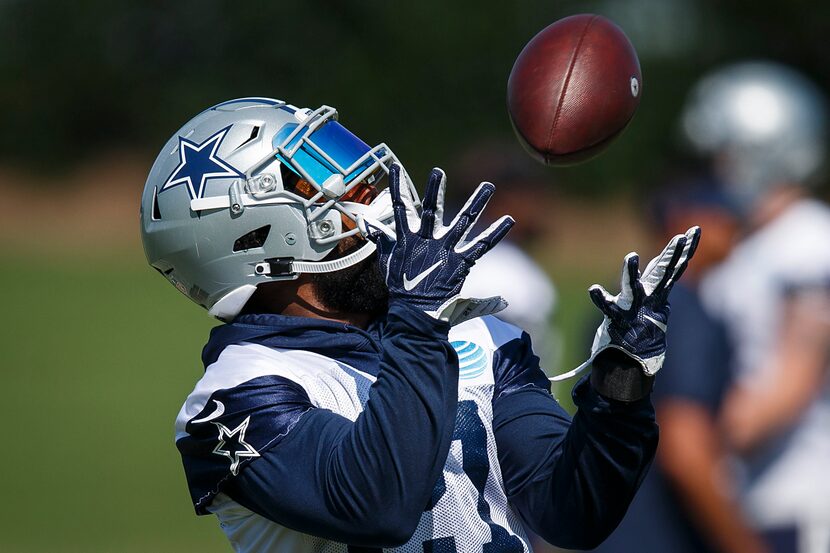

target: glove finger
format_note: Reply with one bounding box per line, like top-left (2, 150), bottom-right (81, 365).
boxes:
top-left (642, 231), bottom-right (681, 277)
top-left (433, 173), bottom-right (446, 235)
top-left (389, 163), bottom-right (408, 233)
top-left (456, 215), bottom-right (514, 261)
top-left (617, 253), bottom-right (640, 310)
top-left (444, 181), bottom-right (496, 245)
top-left (665, 226), bottom-right (701, 289)
top-left (418, 168), bottom-right (446, 238)
top-left (654, 236), bottom-right (687, 295)
top-left (641, 232), bottom-right (682, 294)
top-left (389, 163), bottom-right (420, 235)
top-left (589, 284), bottom-right (623, 319)
top-left (399, 169), bottom-right (421, 231)
top-left (629, 253), bottom-right (648, 311)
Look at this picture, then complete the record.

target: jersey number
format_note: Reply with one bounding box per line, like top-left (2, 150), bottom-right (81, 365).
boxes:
top-left (348, 401), bottom-right (523, 553)
top-left (421, 400), bottom-right (524, 553)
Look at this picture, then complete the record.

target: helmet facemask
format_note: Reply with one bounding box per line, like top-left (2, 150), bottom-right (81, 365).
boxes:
top-left (189, 105), bottom-right (413, 276)
top-left (249, 104), bottom-right (411, 240)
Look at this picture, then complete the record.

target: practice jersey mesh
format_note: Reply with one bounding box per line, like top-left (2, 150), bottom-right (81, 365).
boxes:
top-left (176, 316), bottom-right (532, 553)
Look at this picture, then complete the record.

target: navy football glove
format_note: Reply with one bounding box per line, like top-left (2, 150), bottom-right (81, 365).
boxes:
top-left (588, 226), bottom-right (701, 375)
top-left (363, 163), bottom-right (514, 324)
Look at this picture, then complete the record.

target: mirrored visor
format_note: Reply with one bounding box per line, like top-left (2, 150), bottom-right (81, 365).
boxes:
top-left (274, 119), bottom-right (383, 188)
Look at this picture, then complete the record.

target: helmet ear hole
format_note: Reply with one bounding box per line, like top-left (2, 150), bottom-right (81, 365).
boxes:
top-left (233, 225), bottom-right (271, 252)
top-left (151, 187), bottom-right (162, 220)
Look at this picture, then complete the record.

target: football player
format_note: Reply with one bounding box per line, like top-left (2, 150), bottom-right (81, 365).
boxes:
top-left (687, 62), bottom-right (830, 553)
top-left (140, 98), bottom-right (699, 552)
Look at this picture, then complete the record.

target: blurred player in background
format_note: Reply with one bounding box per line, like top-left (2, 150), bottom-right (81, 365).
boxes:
top-left (687, 62), bottom-right (830, 553)
top-left (453, 142), bottom-right (558, 364)
top-left (592, 175), bottom-right (768, 553)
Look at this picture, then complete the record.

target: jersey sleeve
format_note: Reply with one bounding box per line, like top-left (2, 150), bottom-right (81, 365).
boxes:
top-left (178, 301), bottom-right (460, 548)
top-left (491, 329), bottom-right (658, 550)
top-left (176, 374), bottom-right (314, 511)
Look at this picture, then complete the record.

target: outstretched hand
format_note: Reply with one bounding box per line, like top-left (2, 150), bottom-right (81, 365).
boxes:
top-left (588, 226), bottom-right (701, 375)
top-left (362, 163), bottom-right (514, 324)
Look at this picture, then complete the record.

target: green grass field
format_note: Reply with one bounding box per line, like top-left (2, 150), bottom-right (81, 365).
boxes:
top-left (0, 247), bottom-right (594, 552)
top-left (1, 252), bottom-right (227, 552)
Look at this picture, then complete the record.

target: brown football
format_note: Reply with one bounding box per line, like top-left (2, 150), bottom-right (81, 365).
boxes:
top-left (507, 14), bottom-right (642, 165)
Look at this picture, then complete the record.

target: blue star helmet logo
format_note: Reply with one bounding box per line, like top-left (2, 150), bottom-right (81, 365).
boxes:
top-left (162, 126), bottom-right (245, 200)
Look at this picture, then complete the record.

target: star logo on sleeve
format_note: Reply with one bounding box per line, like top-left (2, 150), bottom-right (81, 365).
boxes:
top-left (162, 126), bottom-right (245, 199)
top-left (212, 416), bottom-right (260, 475)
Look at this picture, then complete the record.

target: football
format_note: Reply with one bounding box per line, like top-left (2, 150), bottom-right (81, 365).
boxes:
top-left (507, 14), bottom-right (642, 165)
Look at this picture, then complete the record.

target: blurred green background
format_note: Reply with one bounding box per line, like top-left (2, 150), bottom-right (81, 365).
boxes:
top-left (1, 0), bottom-right (828, 551)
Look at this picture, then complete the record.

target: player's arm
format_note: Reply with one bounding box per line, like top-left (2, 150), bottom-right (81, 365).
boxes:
top-left (492, 339), bottom-right (656, 549)
top-left (650, 287), bottom-right (769, 553)
top-left (721, 285), bottom-right (830, 452)
top-left (222, 302), bottom-right (456, 547)
top-left (494, 228), bottom-right (700, 549)
top-left (659, 400), bottom-right (769, 553)
top-left (223, 165), bottom-right (512, 547)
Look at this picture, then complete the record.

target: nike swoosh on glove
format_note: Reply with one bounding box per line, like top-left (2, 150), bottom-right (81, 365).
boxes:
top-left (362, 163), bottom-right (514, 324)
top-left (588, 226), bottom-right (701, 375)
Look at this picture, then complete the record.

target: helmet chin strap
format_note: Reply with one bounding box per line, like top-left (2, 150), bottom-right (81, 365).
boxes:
top-left (253, 240), bottom-right (377, 276)
top-left (211, 241), bottom-right (378, 321)
top-left (291, 240), bottom-right (377, 273)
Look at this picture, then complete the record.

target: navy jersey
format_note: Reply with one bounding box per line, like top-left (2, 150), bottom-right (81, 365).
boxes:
top-left (175, 302), bottom-right (658, 552)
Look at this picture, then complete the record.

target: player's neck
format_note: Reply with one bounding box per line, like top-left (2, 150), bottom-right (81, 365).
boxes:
top-left (281, 291), bottom-right (373, 329)
top-left (241, 277), bottom-right (372, 329)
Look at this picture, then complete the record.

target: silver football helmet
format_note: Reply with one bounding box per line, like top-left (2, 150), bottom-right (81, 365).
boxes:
top-left (681, 61), bottom-right (827, 207)
top-left (140, 97), bottom-right (415, 320)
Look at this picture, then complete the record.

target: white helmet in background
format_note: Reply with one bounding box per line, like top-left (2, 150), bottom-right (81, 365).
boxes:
top-left (681, 61), bottom-right (827, 207)
top-left (140, 97), bottom-right (415, 320)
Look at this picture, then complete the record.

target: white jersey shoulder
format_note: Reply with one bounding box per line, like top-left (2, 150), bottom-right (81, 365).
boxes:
top-left (702, 198), bottom-right (830, 378)
top-left (176, 343), bottom-right (377, 441)
top-left (745, 198), bottom-right (830, 280)
top-left (448, 314), bottom-right (526, 385)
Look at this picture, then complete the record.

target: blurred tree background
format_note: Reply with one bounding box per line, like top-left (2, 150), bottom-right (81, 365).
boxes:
top-left (2, 0), bottom-right (828, 191)
top-left (0, 1), bottom-right (828, 551)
